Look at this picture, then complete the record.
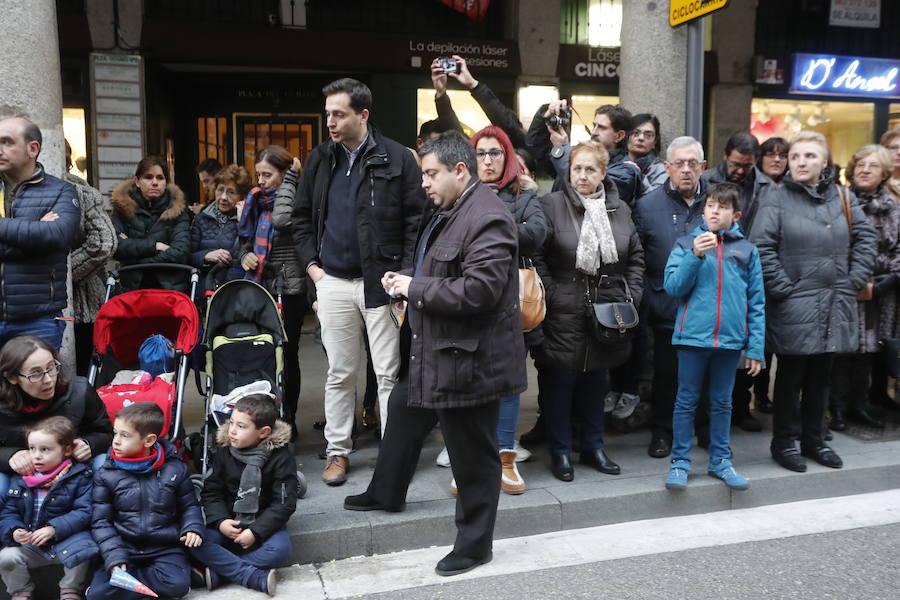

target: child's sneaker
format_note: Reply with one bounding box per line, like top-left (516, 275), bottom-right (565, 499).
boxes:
top-left (59, 590), bottom-right (81, 600)
top-left (708, 459), bottom-right (750, 490)
top-left (204, 567), bottom-right (220, 591)
top-left (248, 569), bottom-right (276, 596)
top-left (665, 459), bottom-right (690, 490)
top-left (611, 393), bottom-right (641, 419)
top-left (603, 391), bottom-right (621, 413)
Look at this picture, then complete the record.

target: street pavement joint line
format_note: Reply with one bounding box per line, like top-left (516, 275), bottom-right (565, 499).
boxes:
top-left (313, 561), bottom-right (330, 600)
top-left (316, 489), bottom-right (900, 599)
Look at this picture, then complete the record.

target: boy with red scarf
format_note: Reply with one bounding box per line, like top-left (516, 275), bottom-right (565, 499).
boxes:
top-left (87, 403), bottom-right (204, 599)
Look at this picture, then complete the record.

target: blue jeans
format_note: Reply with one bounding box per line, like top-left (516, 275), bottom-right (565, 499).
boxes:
top-left (0, 313), bottom-right (65, 351)
top-left (189, 528), bottom-right (291, 587)
top-left (540, 366), bottom-right (607, 455)
top-left (672, 347), bottom-right (741, 468)
top-left (86, 547), bottom-right (190, 599)
top-left (497, 394), bottom-right (519, 450)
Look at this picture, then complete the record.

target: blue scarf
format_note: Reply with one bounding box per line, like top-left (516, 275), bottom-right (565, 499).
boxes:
top-left (238, 187), bottom-right (277, 283)
top-left (111, 443), bottom-right (165, 473)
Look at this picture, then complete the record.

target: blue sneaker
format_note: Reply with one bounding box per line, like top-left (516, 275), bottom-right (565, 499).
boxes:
top-left (665, 460), bottom-right (690, 490)
top-left (708, 460), bottom-right (750, 490)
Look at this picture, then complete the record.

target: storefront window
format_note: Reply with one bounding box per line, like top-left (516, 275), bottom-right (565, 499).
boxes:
top-left (570, 95), bottom-right (618, 144)
top-left (889, 104), bottom-right (900, 132)
top-left (63, 108), bottom-right (88, 180)
top-left (561, 0), bottom-right (622, 47)
top-left (750, 99), bottom-right (874, 171)
top-left (518, 86), bottom-right (559, 132)
top-left (416, 89), bottom-right (489, 137)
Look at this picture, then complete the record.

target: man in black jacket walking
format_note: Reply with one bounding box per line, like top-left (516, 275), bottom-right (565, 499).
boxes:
top-left (343, 131), bottom-right (526, 577)
top-left (292, 79), bottom-right (423, 486)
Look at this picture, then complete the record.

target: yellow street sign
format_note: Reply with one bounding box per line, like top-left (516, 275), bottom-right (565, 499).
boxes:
top-left (669, 0), bottom-right (729, 27)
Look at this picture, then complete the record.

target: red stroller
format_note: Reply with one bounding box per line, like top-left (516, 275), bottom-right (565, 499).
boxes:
top-left (87, 264), bottom-right (200, 439)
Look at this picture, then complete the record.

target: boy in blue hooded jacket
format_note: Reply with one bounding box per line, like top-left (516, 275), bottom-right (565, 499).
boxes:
top-left (662, 182), bottom-right (765, 491)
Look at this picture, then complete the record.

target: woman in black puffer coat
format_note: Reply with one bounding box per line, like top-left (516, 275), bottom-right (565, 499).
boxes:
top-left (189, 164), bottom-right (249, 291)
top-left (533, 141), bottom-right (644, 483)
top-left (111, 156), bottom-right (191, 292)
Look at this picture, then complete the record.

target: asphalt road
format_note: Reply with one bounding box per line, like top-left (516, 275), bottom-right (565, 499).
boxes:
top-left (360, 523), bottom-right (900, 600)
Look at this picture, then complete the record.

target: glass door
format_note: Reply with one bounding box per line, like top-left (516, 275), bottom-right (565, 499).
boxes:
top-left (233, 113), bottom-right (323, 181)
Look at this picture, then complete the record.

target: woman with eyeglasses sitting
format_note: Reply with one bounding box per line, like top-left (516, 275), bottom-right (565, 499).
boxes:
top-left (0, 335), bottom-right (112, 493)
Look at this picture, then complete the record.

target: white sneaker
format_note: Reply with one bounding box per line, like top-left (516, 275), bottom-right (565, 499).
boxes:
top-left (611, 393), bottom-right (641, 419)
top-left (604, 391), bottom-right (621, 414)
top-left (512, 440), bottom-right (532, 462)
top-left (436, 446), bottom-right (451, 468)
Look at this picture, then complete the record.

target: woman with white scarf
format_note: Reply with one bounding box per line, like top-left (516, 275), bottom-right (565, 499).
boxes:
top-left (532, 142), bottom-right (645, 482)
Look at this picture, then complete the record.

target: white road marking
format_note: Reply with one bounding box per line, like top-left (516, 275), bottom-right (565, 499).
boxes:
top-left (186, 489), bottom-right (900, 599)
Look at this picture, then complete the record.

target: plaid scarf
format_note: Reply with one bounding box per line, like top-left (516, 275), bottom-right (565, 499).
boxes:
top-left (238, 187), bottom-right (277, 283)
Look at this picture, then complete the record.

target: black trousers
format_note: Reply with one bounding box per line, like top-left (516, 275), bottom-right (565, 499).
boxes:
top-left (772, 353), bottom-right (833, 450)
top-left (829, 353), bottom-right (874, 413)
top-left (281, 293), bottom-right (308, 429)
top-left (367, 376), bottom-right (500, 560)
top-left (733, 352), bottom-right (774, 418)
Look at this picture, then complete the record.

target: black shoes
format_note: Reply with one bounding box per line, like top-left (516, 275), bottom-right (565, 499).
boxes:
top-left (847, 407), bottom-right (884, 428)
top-left (736, 414), bottom-right (763, 432)
top-left (771, 446), bottom-right (807, 472)
top-left (435, 551), bottom-right (493, 576)
top-left (801, 445), bottom-right (843, 469)
top-left (579, 449), bottom-right (621, 475)
top-left (343, 491), bottom-right (405, 512)
top-left (551, 454), bottom-right (574, 482)
top-left (829, 410), bottom-right (847, 431)
top-left (520, 415), bottom-right (546, 445)
top-left (756, 395), bottom-right (773, 414)
top-left (648, 436), bottom-right (672, 458)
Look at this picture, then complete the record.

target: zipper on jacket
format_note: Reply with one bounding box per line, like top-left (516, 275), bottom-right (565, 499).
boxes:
top-left (679, 299), bottom-right (690, 333)
top-left (370, 171), bottom-right (375, 207)
top-left (713, 237), bottom-right (723, 348)
top-left (1, 262), bottom-right (6, 319)
top-left (49, 267), bottom-right (55, 303)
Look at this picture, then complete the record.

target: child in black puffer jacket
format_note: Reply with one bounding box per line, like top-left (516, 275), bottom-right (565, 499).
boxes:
top-left (87, 403), bottom-right (204, 600)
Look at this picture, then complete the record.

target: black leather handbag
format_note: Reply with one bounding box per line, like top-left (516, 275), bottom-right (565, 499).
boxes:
top-left (588, 278), bottom-right (639, 345)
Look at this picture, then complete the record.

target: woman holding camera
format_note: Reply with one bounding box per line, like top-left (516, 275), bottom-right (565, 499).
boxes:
top-left (533, 141), bottom-right (644, 482)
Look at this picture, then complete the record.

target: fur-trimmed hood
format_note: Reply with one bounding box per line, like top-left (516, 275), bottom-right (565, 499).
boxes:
top-left (111, 180), bottom-right (186, 222)
top-left (215, 418), bottom-right (291, 450)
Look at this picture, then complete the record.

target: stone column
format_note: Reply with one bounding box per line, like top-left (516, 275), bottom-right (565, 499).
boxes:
top-left (514, 0), bottom-right (562, 130)
top-left (0, 0), bottom-right (75, 362)
top-left (619, 1), bottom-right (689, 151)
top-left (707, 0), bottom-right (757, 159)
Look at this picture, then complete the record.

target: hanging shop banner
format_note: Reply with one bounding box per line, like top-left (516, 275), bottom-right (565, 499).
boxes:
top-left (829, 0), bottom-right (880, 29)
top-left (440, 0), bottom-right (491, 21)
top-left (557, 45), bottom-right (620, 82)
top-left (791, 53), bottom-right (899, 99)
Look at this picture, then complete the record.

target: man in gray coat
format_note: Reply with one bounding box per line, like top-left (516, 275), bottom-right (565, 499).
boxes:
top-left (343, 131), bottom-right (526, 577)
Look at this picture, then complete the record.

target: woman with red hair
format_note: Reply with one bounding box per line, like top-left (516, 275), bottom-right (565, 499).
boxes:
top-left (437, 126), bottom-right (546, 497)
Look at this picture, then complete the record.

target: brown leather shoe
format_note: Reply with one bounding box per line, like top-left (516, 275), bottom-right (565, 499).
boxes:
top-left (323, 455), bottom-right (349, 486)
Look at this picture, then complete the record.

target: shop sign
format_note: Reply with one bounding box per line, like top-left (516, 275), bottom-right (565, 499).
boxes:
top-left (669, 0), bottom-right (729, 27)
top-left (755, 58), bottom-right (784, 85)
top-left (406, 38), bottom-right (515, 73)
top-left (791, 53), bottom-right (899, 99)
top-left (557, 45), bottom-right (620, 82)
top-left (90, 53), bottom-right (146, 195)
top-left (829, 0), bottom-right (880, 29)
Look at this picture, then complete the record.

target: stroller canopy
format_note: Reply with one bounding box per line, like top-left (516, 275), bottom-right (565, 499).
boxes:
top-left (203, 279), bottom-right (286, 343)
top-left (94, 289), bottom-right (200, 366)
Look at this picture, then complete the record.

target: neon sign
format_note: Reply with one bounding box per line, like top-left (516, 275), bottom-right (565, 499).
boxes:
top-left (791, 53), bottom-right (900, 99)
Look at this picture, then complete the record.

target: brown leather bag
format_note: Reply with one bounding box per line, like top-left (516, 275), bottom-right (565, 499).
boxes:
top-left (836, 184), bottom-right (873, 301)
top-left (519, 259), bottom-right (546, 332)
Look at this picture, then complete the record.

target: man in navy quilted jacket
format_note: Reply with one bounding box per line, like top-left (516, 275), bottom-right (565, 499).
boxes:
top-left (0, 117), bottom-right (80, 349)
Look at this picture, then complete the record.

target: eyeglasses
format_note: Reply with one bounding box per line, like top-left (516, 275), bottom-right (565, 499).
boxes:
top-left (764, 152), bottom-right (788, 160)
top-left (727, 160), bottom-right (755, 172)
top-left (476, 150), bottom-right (504, 162)
top-left (631, 129), bottom-right (656, 140)
top-left (18, 362), bottom-right (62, 383)
top-left (669, 159), bottom-right (701, 170)
top-left (215, 186), bottom-right (239, 196)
